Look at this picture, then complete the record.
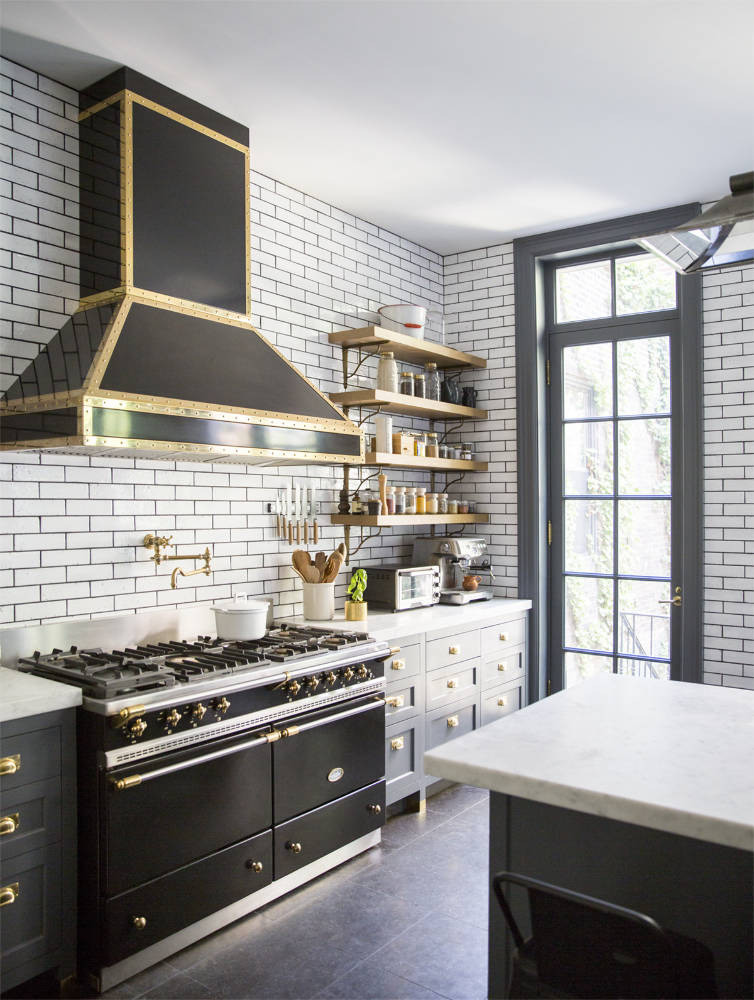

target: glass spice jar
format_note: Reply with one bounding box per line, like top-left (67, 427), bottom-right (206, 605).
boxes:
top-left (351, 492), bottom-right (363, 514)
top-left (425, 492), bottom-right (438, 514)
top-left (447, 497), bottom-right (459, 514)
top-left (413, 373), bottom-right (426, 398)
top-left (367, 491), bottom-right (381, 516)
top-left (400, 371), bottom-right (414, 395)
top-left (426, 432), bottom-right (439, 458)
top-left (457, 498), bottom-right (469, 514)
top-left (439, 442), bottom-right (449, 460)
top-left (461, 442), bottom-right (473, 461)
top-left (414, 432), bottom-right (426, 458)
top-left (394, 487), bottom-right (406, 515)
top-left (467, 500), bottom-right (476, 514)
top-left (438, 492), bottom-right (449, 514)
top-left (377, 351), bottom-right (398, 393)
top-left (404, 488), bottom-right (416, 514)
top-left (415, 487), bottom-right (427, 514)
top-left (425, 361), bottom-right (441, 402)
top-left (386, 486), bottom-right (395, 514)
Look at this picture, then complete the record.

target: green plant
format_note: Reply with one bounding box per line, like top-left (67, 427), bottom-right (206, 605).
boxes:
top-left (347, 568), bottom-right (367, 603)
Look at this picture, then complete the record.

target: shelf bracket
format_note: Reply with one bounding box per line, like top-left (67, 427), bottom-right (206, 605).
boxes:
top-left (342, 344), bottom-right (383, 388)
top-left (348, 526), bottom-right (383, 563)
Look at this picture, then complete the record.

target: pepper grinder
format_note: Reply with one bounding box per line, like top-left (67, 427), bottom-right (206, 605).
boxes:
top-left (378, 473), bottom-right (388, 515)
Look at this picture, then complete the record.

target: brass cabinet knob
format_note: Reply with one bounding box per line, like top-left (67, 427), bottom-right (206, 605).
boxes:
top-left (367, 803), bottom-right (382, 815)
top-left (447, 715), bottom-right (459, 728)
top-left (391, 659), bottom-right (406, 671)
top-left (497, 662), bottom-right (507, 672)
top-left (390, 737), bottom-right (405, 751)
top-left (449, 645), bottom-right (460, 655)
top-left (0, 883), bottom-right (19, 907)
top-left (128, 718), bottom-right (148, 738)
top-left (387, 696), bottom-right (404, 708)
top-left (0, 813), bottom-right (19, 836)
top-left (131, 915), bottom-right (147, 930)
top-left (499, 633), bottom-right (508, 642)
top-left (285, 841), bottom-right (303, 854)
top-left (497, 697), bottom-right (506, 707)
top-left (192, 702), bottom-right (207, 720)
top-left (246, 860), bottom-right (264, 873)
top-left (447, 678), bottom-right (459, 689)
top-left (0, 755), bottom-right (20, 776)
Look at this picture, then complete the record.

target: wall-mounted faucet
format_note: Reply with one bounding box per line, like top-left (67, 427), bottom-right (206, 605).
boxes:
top-left (143, 533), bottom-right (212, 589)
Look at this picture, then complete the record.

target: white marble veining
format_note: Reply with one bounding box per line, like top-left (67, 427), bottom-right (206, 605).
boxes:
top-left (424, 674), bottom-right (754, 851)
top-left (0, 666), bottom-right (82, 722)
top-left (282, 597), bottom-right (531, 641)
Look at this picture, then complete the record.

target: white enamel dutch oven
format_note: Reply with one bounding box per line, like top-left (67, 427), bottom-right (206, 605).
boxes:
top-left (212, 592), bottom-right (268, 640)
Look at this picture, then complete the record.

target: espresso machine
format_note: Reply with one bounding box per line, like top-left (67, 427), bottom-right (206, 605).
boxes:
top-left (412, 536), bottom-right (495, 604)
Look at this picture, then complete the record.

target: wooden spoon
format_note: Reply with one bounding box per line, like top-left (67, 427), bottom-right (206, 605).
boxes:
top-left (322, 550), bottom-right (344, 583)
top-left (292, 549), bottom-right (320, 583)
top-left (314, 551), bottom-right (328, 581)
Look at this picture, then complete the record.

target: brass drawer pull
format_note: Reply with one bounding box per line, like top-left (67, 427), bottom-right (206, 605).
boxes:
top-left (367, 803), bottom-right (382, 815)
top-left (390, 736), bottom-right (405, 751)
top-left (499, 633), bottom-right (508, 642)
top-left (497, 697), bottom-right (506, 707)
top-left (498, 661), bottom-right (507, 672)
top-left (447, 715), bottom-right (459, 728)
top-left (111, 705), bottom-right (146, 729)
top-left (246, 860), bottom-right (264, 873)
top-left (449, 645), bottom-right (460, 655)
top-left (0, 883), bottom-right (19, 908)
top-left (0, 755), bottom-right (20, 776)
top-left (387, 696), bottom-right (405, 709)
top-left (131, 915), bottom-right (147, 929)
top-left (447, 678), bottom-right (459, 689)
top-left (0, 813), bottom-right (19, 836)
top-left (286, 841), bottom-right (303, 854)
top-left (391, 659), bottom-right (406, 671)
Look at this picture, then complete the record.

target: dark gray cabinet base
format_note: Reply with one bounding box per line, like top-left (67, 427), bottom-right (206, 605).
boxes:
top-left (488, 793), bottom-right (753, 999)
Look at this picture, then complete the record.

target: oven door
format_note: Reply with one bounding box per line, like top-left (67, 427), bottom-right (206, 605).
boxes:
top-left (397, 568), bottom-right (439, 610)
top-left (104, 728), bottom-right (272, 895)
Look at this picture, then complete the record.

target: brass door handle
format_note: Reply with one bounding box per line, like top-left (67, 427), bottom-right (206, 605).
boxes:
top-left (447, 678), bottom-right (459, 689)
top-left (390, 737), bottom-right (404, 751)
top-left (286, 841), bottom-right (303, 854)
top-left (658, 596), bottom-right (682, 606)
top-left (391, 659), bottom-right (406, 671)
top-left (0, 883), bottom-right (19, 907)
top-left (131, 915), bottom-right (147, 929)
top-left (449, 645), bottom-right (460, 655)
top-left (0, 813), bottom-right (19, 836)
top-left (447, 715), bottom-right (459, 728)
top-left (246, 860), bottom-right (264, 873)
top-left (0, 755), bottom-right (20, 776)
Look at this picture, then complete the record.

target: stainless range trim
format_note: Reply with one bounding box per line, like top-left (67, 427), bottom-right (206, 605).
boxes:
top-left (102, 677), bottom-right (386, 766)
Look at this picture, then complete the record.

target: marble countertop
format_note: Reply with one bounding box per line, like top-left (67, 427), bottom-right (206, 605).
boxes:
top-left (281, 597), bottom-right (531, 641)
top-left (424, 674), bottom-right (754, 851)
top-left (0, 666), bottom-right (82, 722)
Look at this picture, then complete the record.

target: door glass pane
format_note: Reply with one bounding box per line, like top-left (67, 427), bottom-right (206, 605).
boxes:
top-left (618, 418), bottom-right (671, 495)
top-left (563, 342), bottom-right (613, 417)
top-left (565, 576), bottom-right (614, 652)
top-left (618, 580), bottom-right (670, 659)
top-left (564, 422), bottom-right (614, 495)
top-left (618, 499), bottom-right (671, 577)
top-left (617, 658), bottom-right (671, 681)
top-left (556, 260), bottom-right (612, 324)
top-left (565, 499), bottom-right (613, 574)
top-left (615, 253), bottom-right (676, 316)
top-left (565, 652), bottom-right (613, 688)
top-left (617, 337), bottom-right (671, 416)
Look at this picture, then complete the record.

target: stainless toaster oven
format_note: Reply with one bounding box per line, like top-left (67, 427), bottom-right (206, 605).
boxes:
top-left (364, 564), bottom-right (441, 611)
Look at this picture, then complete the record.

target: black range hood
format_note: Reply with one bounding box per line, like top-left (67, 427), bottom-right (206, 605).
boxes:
top-left (0, 68), bottom-right (363, 466)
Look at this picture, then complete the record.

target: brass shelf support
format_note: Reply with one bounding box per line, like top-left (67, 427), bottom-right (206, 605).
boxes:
top-left (144, 533), bottom-right (213, 589)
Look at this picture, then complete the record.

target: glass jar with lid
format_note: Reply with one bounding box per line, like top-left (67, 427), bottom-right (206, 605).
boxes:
top-left (377, 351), bottom-right (398, 393)
top-left (425, 492), bottom-right (438, 514)
top-left (386, 486), bottom-right (396, 514)
top-left (447, 497), bottom-right (459, 514)
top-left (394, 486), bottom-right (406, 515)
top-left (425, 361), bottom-right (441, 402)
top-left (438, 442), bottom-right (449, 460)
top-left (404, 487), bottom-right (416, 515)
top-left (457, 498), bottom-right (469, 514)
top-left (367, 491), bottom-right (381, 515)
top-left (426, 432), bottom-right (439, 458)
top-left (461, 441), bottom-right (474, 461)
top-left (467, 499), bottom-right (476, 514)
top-left (415, 486), bottom-right (427, 514)
top-left (438, 492), bottom-right (449, 514)
top-left (414, 432), bottom-right (427, 458)
top-left (413, 373), bottom-right (426, 398)
top-left (400, 371), bottom-right (414, 395)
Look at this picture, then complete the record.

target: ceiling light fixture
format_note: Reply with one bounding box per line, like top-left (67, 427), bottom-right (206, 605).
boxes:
top-left (636, 171), bottom-right (754, 274)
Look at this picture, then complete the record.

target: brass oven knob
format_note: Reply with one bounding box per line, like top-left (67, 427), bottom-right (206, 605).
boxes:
top-left (307, 675), bottom-right (320, 691)
top-left (192, 702), bottom-right (207, 721)
top-left (285, 841), bottom-right (303, 854)
top-left (0, 814), bottom-right (19, 837)
top-left (325, 671), bottom-right (337, 686)
top-left (246, 860), bottom-right (264, 873)
top-left (357, 665), bottom-right (369, 679)
top-left (128, 718), bottom-right (148, 738)
top-left (131, 915), bottom-right (147, 930)
top-left (342, 667), bottom-right (354, 681)
top-left (287, 680), bottom-right (301, 696)
top-left (165, 708), bottom-right (182, 730)
top-left (214, 697), bottom-right (231, 714)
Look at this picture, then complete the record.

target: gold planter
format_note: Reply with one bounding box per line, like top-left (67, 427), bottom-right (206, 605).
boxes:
top-left (344, 600), bottom-right (368, 622)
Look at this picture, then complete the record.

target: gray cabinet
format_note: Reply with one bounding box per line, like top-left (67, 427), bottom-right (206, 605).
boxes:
top-left (382, 610), bottom-right (528, 809)
top-left (0, 709), bottom-right (77, 993)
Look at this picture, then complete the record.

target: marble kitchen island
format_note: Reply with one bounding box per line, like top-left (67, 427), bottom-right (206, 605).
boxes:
top-left (424, 674), bottom-right (754, 999)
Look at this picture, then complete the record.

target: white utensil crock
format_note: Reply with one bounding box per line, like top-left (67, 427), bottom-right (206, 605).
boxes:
top-left (302, 582), bottom-right (335, 621)
top-left (212, 592), bottom-right (268, 640)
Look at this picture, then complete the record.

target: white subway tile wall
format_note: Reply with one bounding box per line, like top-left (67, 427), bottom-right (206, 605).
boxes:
top-left (1, 60), bottom-right (751, 690)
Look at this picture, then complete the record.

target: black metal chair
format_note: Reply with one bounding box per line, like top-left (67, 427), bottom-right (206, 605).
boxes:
top-left (492, 871), bottom-right (717, 999)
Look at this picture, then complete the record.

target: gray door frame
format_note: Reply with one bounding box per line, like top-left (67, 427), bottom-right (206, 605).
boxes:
top-left (513, 206), bottom-right (703, 702)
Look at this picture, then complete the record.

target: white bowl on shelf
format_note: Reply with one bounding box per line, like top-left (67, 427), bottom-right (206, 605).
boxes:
top-left (378, 304), bottom-right (427, 338)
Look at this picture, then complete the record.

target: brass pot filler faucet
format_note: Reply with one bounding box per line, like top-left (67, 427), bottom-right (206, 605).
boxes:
top-left (143, 533), bottom-right (212, 589)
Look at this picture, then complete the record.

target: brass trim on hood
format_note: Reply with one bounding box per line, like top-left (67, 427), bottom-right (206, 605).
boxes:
top-left (78, 89), bottom-right (126, 122)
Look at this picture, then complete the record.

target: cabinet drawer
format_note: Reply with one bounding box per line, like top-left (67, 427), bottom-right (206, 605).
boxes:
top-left (275, 780), bottom-right (384, 880)
top-left (385, 679), bottom-right (423, 723)
top-left (385, 717), bottom-right (424, 806)
top-left (426, 629), bottom-right (480, 672)
top-left (0, 777), bottom-right (61, 860)
top-left (0, 844), bottom-right (61, 974)
top-left (0, 726), bottom-right (61, 791)
top-left (426, 660), bottom-right (479, 711)
top-left (425, 697), bottom-right (479, 753)
top-left (385, 642), bottom-right (422, 683)
top-left (104, 829), bottom-right (272, 965)
top-left (481, 679), bottom-right (524, 726)
top-left (481, 644), bottom-right (525, 691)
top-left (481, 618), bottom-right (526, 657)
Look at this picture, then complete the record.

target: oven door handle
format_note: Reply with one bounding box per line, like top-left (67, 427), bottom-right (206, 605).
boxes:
top-left (109, 730), bottom-right (274, 790)
top-left (282, 697), bottom-right (386, 737)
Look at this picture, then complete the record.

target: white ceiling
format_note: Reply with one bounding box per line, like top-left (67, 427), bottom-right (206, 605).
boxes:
top-left (2, 0), bottom-right (753, 254)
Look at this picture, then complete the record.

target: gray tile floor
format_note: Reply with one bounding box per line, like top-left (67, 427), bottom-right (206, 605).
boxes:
top-left (106, 785), bottom-right (490, 1000)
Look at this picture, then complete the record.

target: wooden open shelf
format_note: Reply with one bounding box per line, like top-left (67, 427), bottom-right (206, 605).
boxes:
top-left (329, 389), bottom-right (486, 421)
top-left (331, 513), bottom-right (489, 527)
top-left (364, 451), bottom-right (488, 472)
top-left (329, 326), bottom-right (486, 370)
